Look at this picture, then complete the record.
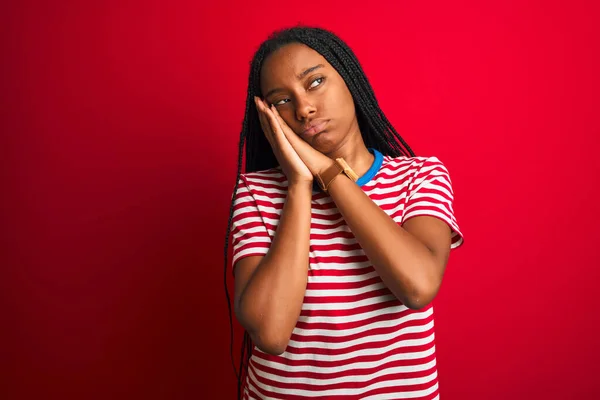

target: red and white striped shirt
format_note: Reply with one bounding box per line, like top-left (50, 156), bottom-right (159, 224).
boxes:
top-left (231, 149), bottom-right (464, 399)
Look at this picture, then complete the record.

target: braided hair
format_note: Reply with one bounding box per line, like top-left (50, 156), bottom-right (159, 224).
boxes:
top-left (223, 25), bottom-right (415, 399)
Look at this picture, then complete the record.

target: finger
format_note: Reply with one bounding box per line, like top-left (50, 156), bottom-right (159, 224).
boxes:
top-left (255, 99), bottom-right (289, 164)
top-left (254, 97), bottom-right (274, 145)
top-left (270, 105), bottom-right (288, 135)
top-left (258, 99), bottom-right (288, 147)
top-left (258, 112), bottom-right (275, 147)
top-left (270, 104), bottom-right (300, 145)
top-left (263, 104), bottom-right (287, 144)
top-left (256, 98), bottom-right (279, 134)
top-left (270, 104), bottom-right (284, 125)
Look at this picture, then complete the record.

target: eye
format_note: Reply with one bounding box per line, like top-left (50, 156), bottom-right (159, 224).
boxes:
top-left (271, 77), bottom-right (325, 106)
top-left (273, 98), bottom-right (291, 106)
top-left (309, 77), bottom-right (325, 89)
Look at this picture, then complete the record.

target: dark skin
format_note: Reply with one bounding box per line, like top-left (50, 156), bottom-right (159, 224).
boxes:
top-left (234, 43), bottom-right (452, 355)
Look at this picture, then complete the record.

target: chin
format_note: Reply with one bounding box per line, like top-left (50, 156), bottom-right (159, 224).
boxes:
top-left (309, 136), bottom-right (333, 153)
top-left (311, 131), bottom-right (343, 155)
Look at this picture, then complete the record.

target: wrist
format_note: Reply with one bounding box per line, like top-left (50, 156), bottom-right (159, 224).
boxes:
top-left (316, 159), bottom-right (336, 177)
top-left (288, 178), bottom-right (314, 190)
top-left (315, 158), bottom-right (358, 193)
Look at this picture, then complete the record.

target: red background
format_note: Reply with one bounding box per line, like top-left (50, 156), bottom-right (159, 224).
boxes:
top-left (2, 1), bottom-right (599, 399)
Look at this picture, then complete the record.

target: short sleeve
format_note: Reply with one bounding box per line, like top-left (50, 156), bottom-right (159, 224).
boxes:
top-left (230, 176), bottom-right (272, 271)
top-left (401, 157), bottom-right (464, 249)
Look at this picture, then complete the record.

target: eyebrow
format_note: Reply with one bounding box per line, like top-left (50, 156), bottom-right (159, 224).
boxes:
top-left (264, 64), bottom-right (325, 99)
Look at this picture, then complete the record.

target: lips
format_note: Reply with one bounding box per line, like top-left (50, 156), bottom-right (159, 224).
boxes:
top-left (301, 120), bottom-right (328, 136)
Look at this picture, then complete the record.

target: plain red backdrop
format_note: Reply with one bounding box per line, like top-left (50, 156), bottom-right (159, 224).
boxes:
top-left (2, 0), bottom-right (599, 399)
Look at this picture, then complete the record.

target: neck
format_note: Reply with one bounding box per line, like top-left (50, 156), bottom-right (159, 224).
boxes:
top-left (325, 126), bottom-right (375, 178)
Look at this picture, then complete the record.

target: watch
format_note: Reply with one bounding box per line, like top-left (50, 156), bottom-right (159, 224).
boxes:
top-left (316, 158), bottom-right (359, 193)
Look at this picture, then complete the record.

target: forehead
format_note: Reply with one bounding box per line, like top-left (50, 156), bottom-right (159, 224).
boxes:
top-left (260, 43), bottom-right (330, 90)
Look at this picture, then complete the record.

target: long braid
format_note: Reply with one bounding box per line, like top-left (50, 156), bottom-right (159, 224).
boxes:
top-left (223, 121), bottom-right (246, 381)
top-left (223, 42), bottom-right (275, 399)
top-left (237, 331), bottom-right (248, 399)
top-left (223, 26), bottom-right (416, 399)
top-left (222, 48), bottom-right (263, 385)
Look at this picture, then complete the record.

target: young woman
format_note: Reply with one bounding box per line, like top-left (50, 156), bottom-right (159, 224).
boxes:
top-left (224, 26), bottom-right (464, 400)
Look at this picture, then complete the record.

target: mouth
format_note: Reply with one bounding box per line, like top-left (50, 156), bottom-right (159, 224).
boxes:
top-left (301, 120), bottom-right (329, 137)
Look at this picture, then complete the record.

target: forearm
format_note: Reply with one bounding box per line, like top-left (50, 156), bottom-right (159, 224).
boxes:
top-left (327, 175), bottom-right (440, 309)
top-left (237, 181), bottom-right (312, 353)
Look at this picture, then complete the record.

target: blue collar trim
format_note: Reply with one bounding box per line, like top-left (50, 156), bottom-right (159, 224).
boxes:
top-left (356, 148), bottom-right (383, 187)
top-left (312, 148), bottom-right (383, 193)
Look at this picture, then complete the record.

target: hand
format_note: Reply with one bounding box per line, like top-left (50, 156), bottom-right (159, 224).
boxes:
top-left (254, 97), bottom-right (313, 185)
top-left (261, 100), bottom-right (335, 177)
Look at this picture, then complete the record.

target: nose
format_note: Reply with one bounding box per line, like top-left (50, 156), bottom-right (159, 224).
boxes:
top-left (295, 95), bottom-right (317, 121)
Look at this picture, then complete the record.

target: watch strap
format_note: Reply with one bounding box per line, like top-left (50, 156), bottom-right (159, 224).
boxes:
top-left (316, 158), bottom-right (358, 193)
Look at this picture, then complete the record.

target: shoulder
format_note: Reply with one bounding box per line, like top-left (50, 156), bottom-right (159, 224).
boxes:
top-left (384, 154), bottom-right (445, 166)
top-left (380, 155), bottom-right (447, 176)
top-left (237, 167), bottom-right (289, 202)
top-left (232, 167), bottom-right (287, 210)
top-left (239, 167), bottom-right (287, 187)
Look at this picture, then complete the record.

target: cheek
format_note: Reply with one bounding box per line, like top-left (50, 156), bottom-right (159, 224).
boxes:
top-left (332, 76), bottom-right (354, 104)
top-left (330, 83), bottom-right (356, 123)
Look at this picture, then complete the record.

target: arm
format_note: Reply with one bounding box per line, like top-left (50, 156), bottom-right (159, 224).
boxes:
top-left (233, 181), bottom-right (312, 355)
top-left (263, 105), bottom-right (462, 310)
top-left (325, 160), bottom-right (457, 310)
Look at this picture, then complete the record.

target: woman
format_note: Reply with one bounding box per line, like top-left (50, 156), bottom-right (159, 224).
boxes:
top-left (224, 26), bottom-right (464, 400)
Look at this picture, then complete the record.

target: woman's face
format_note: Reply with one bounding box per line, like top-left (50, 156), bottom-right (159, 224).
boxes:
top-left (260, 43), bottom-right (361, 154)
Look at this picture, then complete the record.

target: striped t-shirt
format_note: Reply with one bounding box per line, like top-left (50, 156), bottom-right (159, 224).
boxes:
top-left (230, 149), bottom-right (464, 399)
